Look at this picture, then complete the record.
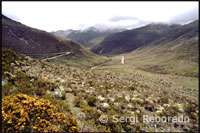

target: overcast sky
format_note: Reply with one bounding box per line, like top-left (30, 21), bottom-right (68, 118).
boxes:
top-left (2, 1), bottom-right (199, 32)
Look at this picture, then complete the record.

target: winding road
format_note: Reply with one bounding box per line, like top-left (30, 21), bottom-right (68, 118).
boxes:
top-left (42, 52), bottom-right (71, 61)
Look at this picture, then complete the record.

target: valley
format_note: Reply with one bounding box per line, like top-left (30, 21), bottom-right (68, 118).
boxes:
top-left (2, 47), bottom-right (198, 132)
top-left (2, 14), bottom-right (198, 132)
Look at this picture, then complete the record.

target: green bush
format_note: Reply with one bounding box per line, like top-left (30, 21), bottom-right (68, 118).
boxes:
top-left (73, 97), bottom-right (84, 107)
top-left (86, 96), bottom-right (97, 107)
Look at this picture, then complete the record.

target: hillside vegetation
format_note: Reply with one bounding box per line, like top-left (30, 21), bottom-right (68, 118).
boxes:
top-left (121, 20), bottom-right (199, 77)
top-left (2, 15), bottom-right (107, 67)
top-left (91, 23), bottom-right (181, 55)
top-left (2, 47), bottom-right (198, 132)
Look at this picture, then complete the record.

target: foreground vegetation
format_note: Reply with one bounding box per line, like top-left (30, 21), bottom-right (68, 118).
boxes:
top-left (2, 48), bottom-right (199, 132)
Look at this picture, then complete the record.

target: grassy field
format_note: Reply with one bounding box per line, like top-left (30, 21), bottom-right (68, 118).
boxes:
top-left (94, 51), bottom-right (198, 100)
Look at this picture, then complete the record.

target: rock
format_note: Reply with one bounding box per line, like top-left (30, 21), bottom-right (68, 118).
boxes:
top-left (107, 89), bottom-right (112, 92)
top-left (102, 103), bottom-right (110, 109)
top-left (127, 104), bottom-right (133, 109)
top-left (131, 97), bottom-right (137, 104)
top-left (137, 98), bottom-right (144, 104)
top-left (85, 90), bottom-right (91, 94)
top-left (125, 95), bottom-right (130, 102)
top-left (97, 96), bottom-right (105, 102)
top-left (157, 106), bottom-right (165, 111)
top-left (109, 97), bottom-right (115, 102)
top-left (127, 110), bottom-right (135, 115)
top-left (2, 79), bottom-right (8, 86)
top-left (97, 109), bottom-right (102, 114)
top-left (89, 87), bottom-right (94, 89)
top-left (131, 97), bottom-right (144, 104)
top-left (30, 78), bottom-right (35, 82)
top-left (145, 98), bottom-right (153, 104)
top-left (118, 95), bottom-right (123, 99)
top-left (59, 86), bottom-right (65, 91)
top-left (163, 104), bottom-right (170, 108)
top-left (136, 109), bottom-right (140, 114)
top-left (11, 63), bottom-right (15, 67)
top-left (114, 102), bottom-right (120, 107)
top-left (65, 88), bottom-right (72, 93)
top-left (54, 89), bottom-right (62, 98)
top-left (60, 79), bottom-right (65, 83)
top-left (156, 110), bottom-right (163, 115)
top-left (72, 81), bottom-right (77, 84)
top-left (176, 104), bottom-right (184, 113)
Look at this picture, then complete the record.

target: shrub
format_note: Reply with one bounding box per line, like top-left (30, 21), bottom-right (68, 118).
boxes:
top-left (43, 94), bottom-right (71, 112)
top-left (73, 97), bottom-right (84, 107)
top-left (86, 96), bottom-right (97, 107)
top-left (2, 71), bottom-right (58, 97)
top-left (72, 88), bottom-right (78, 96)
top-left (158, 96), bottom-right (169, 104)
top-left (2, 93), bottom-right (78, 132)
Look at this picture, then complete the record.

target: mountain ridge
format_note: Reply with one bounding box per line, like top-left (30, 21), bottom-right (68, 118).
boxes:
top-left (2, 14), bottom-right (107, 67)
top-left (91, 23), bottom-right (184, 55)
top-left (51, 27), bottom-right (125, 49)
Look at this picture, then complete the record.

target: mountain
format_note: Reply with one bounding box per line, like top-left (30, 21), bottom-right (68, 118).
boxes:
top-left (2, 15), bottom-right (106, 67)
top-left (51, 29), bottom-right (74, 37)
top-left (51, 27), bottom-right (124, 49)
top-left (91, 23), bottom-right (181, 55)
top-left (119, 20), bottom-right (199, 77)
top-left (87, 35), bottom-right (107, 50)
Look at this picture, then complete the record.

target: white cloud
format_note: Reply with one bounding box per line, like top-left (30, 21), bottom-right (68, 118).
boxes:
top-left (2, 1), bottom-right (199, 32)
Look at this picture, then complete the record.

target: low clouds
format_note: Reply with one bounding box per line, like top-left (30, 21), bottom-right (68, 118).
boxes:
top-left (109, 16), bottom-right (138, 22)
top-left (2, 2), bottom-right (199, 32)
top-left (169, 7), bottom-right (199, 24)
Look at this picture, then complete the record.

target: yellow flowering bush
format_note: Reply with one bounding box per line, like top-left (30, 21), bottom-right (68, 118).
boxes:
top-left (2, 93), bottom-right (79, 132)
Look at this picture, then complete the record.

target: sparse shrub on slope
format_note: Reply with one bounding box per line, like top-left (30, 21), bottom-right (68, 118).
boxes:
top-left (2, 71), bottom-right (57, 98)
top-left (2, 93), bottom-right (79, 132)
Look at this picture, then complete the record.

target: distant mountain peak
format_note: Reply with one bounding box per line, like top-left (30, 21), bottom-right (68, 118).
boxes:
top-left (84, 26), bottom-right (99, 32)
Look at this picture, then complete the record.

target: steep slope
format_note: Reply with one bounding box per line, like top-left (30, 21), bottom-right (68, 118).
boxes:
top-left (2, 15), bottom-right (106, 67)
top-left (120, 20), bottom-right (199, 77)
top-left (87, 35), bottom-right (107, 50)
top-left (51, 27), bottom-right (124, 49)
top-left (91, 23), bottom-right (181, 55)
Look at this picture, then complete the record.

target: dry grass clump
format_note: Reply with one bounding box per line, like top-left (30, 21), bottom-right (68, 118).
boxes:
top-left (2, 93), bottom-right (79, 132)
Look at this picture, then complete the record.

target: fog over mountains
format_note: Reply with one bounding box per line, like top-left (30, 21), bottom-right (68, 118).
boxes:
top-left (2, 2), bottom-right (198, 32)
